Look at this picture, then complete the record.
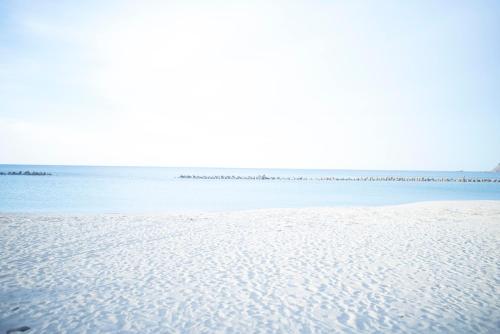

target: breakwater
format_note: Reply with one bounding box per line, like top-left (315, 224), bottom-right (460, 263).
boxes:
top-left (0, 171), bottom-right (52, 176)
top-left (179, 174), bottom-right (500, 183)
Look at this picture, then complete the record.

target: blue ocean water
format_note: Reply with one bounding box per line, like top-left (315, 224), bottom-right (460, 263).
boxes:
top-left (1, 165), bottom-right (499, 213)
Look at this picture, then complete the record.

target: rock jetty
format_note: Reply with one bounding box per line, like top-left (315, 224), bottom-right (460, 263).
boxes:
top-left (179, 174), bottom-right (500, 183)
top-left (0, 170), bottom-right (52, 176)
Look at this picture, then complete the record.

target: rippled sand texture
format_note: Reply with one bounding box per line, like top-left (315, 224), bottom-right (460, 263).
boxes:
top-left (1, 201), bottom-right (499, 333)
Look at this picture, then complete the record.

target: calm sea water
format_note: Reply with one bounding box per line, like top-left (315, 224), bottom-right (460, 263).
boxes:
top-left (1, 164), bottom-right (499, 213)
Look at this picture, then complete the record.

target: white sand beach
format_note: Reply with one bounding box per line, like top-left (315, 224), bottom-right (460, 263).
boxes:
top-left (1, 201), bottom-right (499, 333)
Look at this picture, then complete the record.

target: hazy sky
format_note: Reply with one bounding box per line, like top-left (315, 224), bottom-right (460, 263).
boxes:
top-left (1, 0), bottom-right (499, 170)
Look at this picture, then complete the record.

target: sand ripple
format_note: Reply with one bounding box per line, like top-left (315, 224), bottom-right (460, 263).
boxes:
top-left (1, 201), bottom-right (499, 333)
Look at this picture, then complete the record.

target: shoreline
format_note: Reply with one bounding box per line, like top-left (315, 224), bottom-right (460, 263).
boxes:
top-left (1, 199), bottom-right (500, 217)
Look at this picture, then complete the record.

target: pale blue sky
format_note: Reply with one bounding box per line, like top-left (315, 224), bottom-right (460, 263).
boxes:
top-left (1, 0), bottom-right (499, 170)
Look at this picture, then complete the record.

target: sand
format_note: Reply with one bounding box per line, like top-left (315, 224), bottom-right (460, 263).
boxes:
top-left (1, 201), bottom-right (499, 333)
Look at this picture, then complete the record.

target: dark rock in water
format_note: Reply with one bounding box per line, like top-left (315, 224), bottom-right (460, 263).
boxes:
top-left (6, 326), bottom-right (31, 333)
top-left (178, 174), bottom-right (500, 183)
top-left (0, 170), bottom-right (51, 176)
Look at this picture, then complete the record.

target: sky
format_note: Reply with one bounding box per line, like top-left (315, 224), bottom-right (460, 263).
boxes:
top-left (1, 0), bottom-right (499, 171)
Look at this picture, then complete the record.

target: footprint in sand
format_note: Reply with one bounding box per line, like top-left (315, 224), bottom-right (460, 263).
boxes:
top-left (337, 312), bottom-right (349, 324)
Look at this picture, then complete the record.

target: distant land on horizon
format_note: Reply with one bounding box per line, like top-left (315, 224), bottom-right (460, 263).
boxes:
top-left (492, 163), bottom-right (500, 172)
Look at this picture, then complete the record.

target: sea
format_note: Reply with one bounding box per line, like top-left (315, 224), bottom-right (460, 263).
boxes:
top-left (1, 164), bottom-right (500, 213)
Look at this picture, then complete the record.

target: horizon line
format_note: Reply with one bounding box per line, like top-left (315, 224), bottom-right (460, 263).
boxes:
top-left (0, 162), bottom-right (494, 173)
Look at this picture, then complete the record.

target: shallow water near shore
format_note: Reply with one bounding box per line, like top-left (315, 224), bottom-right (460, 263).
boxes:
top-left (1, 164), bottom-right (500, 213)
